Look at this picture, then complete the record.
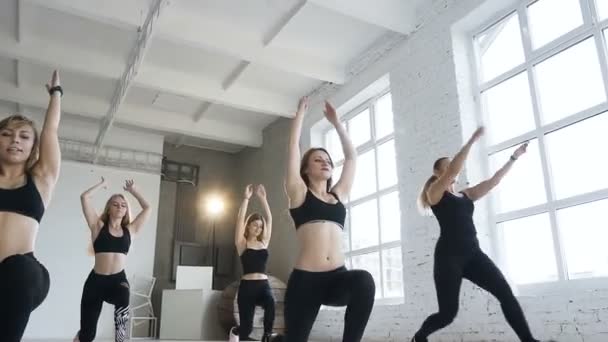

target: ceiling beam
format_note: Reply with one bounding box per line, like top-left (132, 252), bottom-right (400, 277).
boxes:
top-left (93, 0), bottom-right (166, 162)
top-left (0, 82), bottom-right (262, 147)
top-left (16, 0), bottom-right (23, 42)
top-left (0, 34), bottom-right (294, 117)
top-left (307, 0), bottom-right (417, 35)
top-left (192, 102), bottom-right (212, 123)
top-left (24, 0), bottom-right (345, 83)
top-left (221, 61), bottom-right (250, 91)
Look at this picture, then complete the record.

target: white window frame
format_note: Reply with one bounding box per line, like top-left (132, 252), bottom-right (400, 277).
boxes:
top-left (323, 88), bottom-right (404, 303)
top-left (469, 0), bottom-right (608, 291)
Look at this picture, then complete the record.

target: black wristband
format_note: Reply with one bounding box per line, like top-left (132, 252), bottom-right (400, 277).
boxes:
top-left (48, 85), bottom-right (63, 97)
top-left (510, 155), bottom-right (517, 162)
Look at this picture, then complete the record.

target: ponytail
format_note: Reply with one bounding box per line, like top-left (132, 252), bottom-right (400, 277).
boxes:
top-left (417, 175), bottom-right (438, 214)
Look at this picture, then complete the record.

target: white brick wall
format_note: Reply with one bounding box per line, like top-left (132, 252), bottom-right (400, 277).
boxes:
top-left (306, 0), bottom-right (608, 341)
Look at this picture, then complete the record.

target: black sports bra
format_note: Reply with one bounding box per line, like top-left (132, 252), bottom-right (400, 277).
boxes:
top-left (93, 224), bottom-right (131, 255)
top-left (240, 247), bottom-right (269, 275)
top-left (0, 173), bottom-right (45, 223)
top-left (289, 190), bottom-right (346, 229)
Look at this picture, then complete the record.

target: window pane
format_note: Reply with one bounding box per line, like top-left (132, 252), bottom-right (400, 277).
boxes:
top-left (348, 109), bottom-right (371, 147)
top-left (351, 150), bottom-right (377, 200)
top-left (352, 252), bottom-right (381, 298)
top-left (325, 128), bottom-right (344, 162)
top-left (499, 213), bottom-right (558, 284)
top-left (375, 93), bottom-right (394, 138)
top-left (535, 38), bottom-right (605, 124)
top-left (380, 191), bottom-right (401, 243)
top-left (557, 200), bottom-right (608, 279)
top-left (545, 112), bottom-right (608, 199)
top-left (528, 0), bottom-right (583, 49)
top-left (598, 0), bottom-right (608, 20)
top-left (382, 247), bottom-right (404, 298)
top-left (489, 140), bottom-right (546, 213)
top-left (342, 215), bottom-right (351, 253)
top-left (377, 140), bottom-right (397, 189)
top-left (351, 199), bottom-right (379, 250)
top-left (483, 72), bottom-right (535, 145)
top-left (477, 12), bottom-right (525, 82)
top-left (333, 164), bottom-right (344, 202)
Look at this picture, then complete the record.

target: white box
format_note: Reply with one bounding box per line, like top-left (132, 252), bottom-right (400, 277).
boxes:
top-left (159, 289), bottom-right (223, 340)
top-left (176, 265), bottom-right (213, 290)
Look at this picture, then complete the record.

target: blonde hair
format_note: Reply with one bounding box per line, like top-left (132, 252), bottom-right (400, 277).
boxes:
top-left (87, 194), bottom-right (132, 256)
top-left (417, 157), bottom-right (449, 214)
top-left (0, 115), bottom-right (39, 170)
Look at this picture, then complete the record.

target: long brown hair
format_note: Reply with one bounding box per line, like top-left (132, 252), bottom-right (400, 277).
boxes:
top-left (418, 157), bottom-right (449, 213)
top-left (244, 213), bottom-right (264, 242)
top-left (300, 147), bottom-right (334, 192)
top-left (0, 115), bottom-right (40, 170)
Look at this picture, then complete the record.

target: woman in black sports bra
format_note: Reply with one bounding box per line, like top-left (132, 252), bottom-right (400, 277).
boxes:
top-left (283, 97), bottom-right (375, 342)
top-left (75, 177), bottom-right (151, 342)
top-left (412, 127), bottom-right (551, 342)
top-left (0, 70), bottom-right (62, 342)
top-left (234, 184), bottom-right (275, 342)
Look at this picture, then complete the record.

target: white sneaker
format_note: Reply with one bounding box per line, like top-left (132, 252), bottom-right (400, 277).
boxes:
top-left (229, 326), bottom-right (239, 342)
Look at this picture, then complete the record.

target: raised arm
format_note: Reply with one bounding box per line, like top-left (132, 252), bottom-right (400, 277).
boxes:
top-left (124, 180), bottom-right (150, 235)
top-left (285, 97), bottom-right (308, 207)
top-left (463, 142), bottom-right (528, 201)
top-left (32, 70), bottom-right (62, 198)
top-left (235, 185), bottom-right (253, 254)
top-left (325, 101), bottom-right (356, 200)
top-left (427, 126), bottom-right (485, 205)
top-left (80, 177), bottom-right (106, 231)
top-left (256, 184), bottom-right (272, 246)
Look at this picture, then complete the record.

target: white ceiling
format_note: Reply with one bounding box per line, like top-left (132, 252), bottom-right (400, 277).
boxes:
top-left (0, 0), bottom-right (424, 153)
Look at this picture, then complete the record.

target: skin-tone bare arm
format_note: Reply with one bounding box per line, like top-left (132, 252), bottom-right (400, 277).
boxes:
top-left (257, 184), bottom-right (272, 246)
top-left (463, 142), bottom-right (528, 201)
top-left (124, 179), bottom-right (150, 235)
top-left (427, 126), bottom-right (485, 205)
top-left (325, 101), bottom-right (356, 200)
top-left (235, 185), bottom-right (253, 254)
top-left (285, 97), bottom-right (309, 206)
top-left (81, 177), bottom-right (106, 232)
top-left (32, 70), bottom-right (62, 202)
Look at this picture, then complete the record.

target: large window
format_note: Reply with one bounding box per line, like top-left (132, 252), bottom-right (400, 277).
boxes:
top-left (473, 0), bottom-right (608, 285)
top-left (324, 91), bottom-right (403, 299)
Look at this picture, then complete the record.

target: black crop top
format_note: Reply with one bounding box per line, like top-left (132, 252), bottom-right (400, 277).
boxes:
top-left (0, 173), bottom-right (45, 223)
top-left (431, 191), bottom-right (478, 247)
top-left (289, 190), bottom-right (346, 229)
top-left (93, 224), bottom-right (131, 255)
top-left (240, 247), bottom-right (269, 275)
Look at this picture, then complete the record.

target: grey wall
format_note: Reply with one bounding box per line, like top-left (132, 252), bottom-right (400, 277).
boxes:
top-left (152, 143), bottom-right (241, 323)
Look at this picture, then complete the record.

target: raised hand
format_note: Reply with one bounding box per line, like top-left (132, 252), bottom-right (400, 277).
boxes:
top-left (244, 184), bottom-right (254, 199)
top-left (512, 142), bottom-right (528, 159)
top-left (45, 70), bottom-right (61, 95)
top-left (255, 184), bottom-right (267, 199)
top-left (296, 96), bottom-right (309, 116)
top-left (471, 126), bottom-right (485, 142)
top-left (99, 176), bottom-right (107, 189)
top-left (323, 101), bottom-right (339, 125)
top-left (123, 179), bottom-right (135, 193)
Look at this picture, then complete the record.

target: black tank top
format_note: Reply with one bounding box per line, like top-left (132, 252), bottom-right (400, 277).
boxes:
top-left (240, 247), bottom-right (268, 275)
top-left (431, 191), bottom-right (479, 248)
top-left (0, 173), bottom-right (45, 223)
top-left (93, 224), bottom-right (131, 254)
top-left (289, 190), bottom-right (346, 229)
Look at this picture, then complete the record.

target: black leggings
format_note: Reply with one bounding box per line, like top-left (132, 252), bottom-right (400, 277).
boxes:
top-left (0, 252), bottom-right (50, 342)
top-left (78, 270), bottom-right (130, 342)
top-left (284, 266), bottom-right (375, 342)
top-left (237, 279), bottom-right (276, 339)
top-left (415, 247), bottom-right (537, 342)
